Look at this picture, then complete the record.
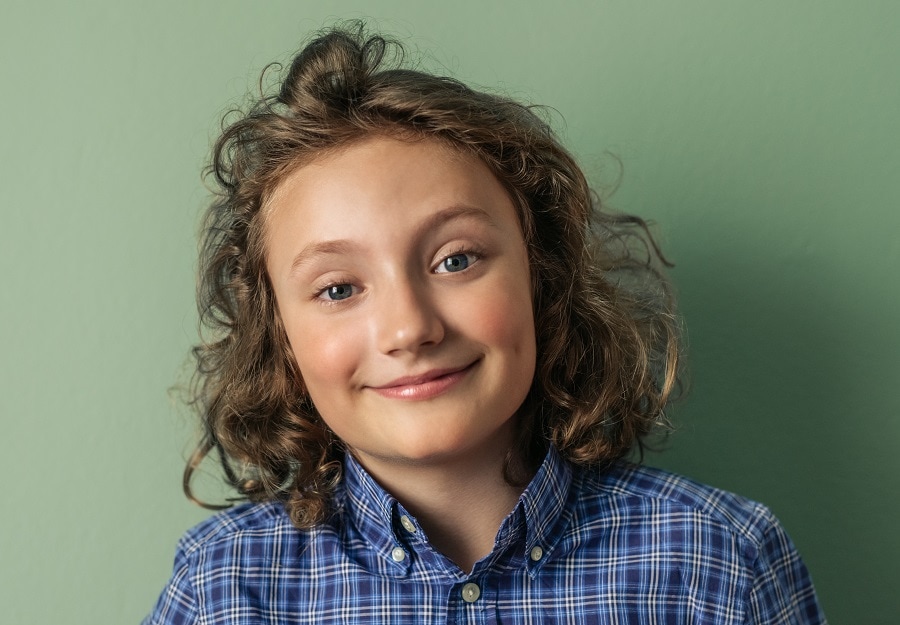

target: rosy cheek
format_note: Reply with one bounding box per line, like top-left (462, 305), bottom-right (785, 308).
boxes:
top-left (468, 283), bottom-right (536, 359)
top-left (290, 319), bottom-right (361, 402)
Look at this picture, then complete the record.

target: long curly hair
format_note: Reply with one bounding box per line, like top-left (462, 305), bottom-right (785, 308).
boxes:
top-left (185, 22), bottom-right (681, 529)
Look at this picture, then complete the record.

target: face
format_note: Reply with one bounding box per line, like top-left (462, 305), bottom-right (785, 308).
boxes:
top-left (265, 136), bottom-right (536, 474)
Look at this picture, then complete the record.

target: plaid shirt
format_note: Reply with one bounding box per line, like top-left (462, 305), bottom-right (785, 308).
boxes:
top-left (144, 448), bottom-right (825, 624)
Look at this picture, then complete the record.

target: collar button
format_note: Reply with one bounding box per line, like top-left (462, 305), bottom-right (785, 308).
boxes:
top-left (391, 547), bottom-right (406, 562)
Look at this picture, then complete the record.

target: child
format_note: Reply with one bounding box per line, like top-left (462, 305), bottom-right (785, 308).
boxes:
top-left (145, 24), bottom-right (826, 624)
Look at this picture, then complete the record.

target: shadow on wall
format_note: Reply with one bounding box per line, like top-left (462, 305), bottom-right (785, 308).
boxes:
top-left (645, 209), bottom-right (900, 623)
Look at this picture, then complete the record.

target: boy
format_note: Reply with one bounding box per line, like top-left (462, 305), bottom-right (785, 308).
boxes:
top-left (146, 24), bottom-right (825, 624)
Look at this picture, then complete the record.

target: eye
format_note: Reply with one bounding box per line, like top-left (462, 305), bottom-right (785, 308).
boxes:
top-left (319, 283), bottom-right (355, 301)
top-left (436, 252), bottom-right (475, 274)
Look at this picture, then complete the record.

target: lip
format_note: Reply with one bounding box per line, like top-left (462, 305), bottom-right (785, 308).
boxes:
top-left (368, 361), bottom-right (477, 400)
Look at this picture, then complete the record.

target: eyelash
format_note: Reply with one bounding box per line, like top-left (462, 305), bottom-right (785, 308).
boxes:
top-left (432, 246), bottom-right (483, 274)
top-left (312, 246), bottom-right (485, 304)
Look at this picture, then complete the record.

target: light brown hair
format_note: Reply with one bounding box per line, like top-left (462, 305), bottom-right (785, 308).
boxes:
top-left (186, 23), bottom-right (680, 528)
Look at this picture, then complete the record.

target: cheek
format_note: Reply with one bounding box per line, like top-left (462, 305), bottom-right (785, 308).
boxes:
top-left (466, 279), bottom-right (537, 370)
top-left (285, 315), bottom-right (361, 406)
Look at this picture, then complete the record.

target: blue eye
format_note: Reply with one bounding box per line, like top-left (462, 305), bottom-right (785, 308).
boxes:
top-left (322, 284), bottom-right (354, 301)
top-left (439, 253), bottom-right (471, 273)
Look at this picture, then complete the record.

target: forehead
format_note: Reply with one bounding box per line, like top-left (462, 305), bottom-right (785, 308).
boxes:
top-left (262, 135), bottom-right (521, 251)
top-left (266, 134), bottom-right (486, 203)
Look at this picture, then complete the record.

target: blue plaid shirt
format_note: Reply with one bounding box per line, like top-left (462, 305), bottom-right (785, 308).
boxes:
top-left (144, 448), bottom-right (825, 624)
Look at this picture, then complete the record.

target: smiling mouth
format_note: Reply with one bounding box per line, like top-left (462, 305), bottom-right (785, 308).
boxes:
top-left (368, 361), bottom-right (478, 401)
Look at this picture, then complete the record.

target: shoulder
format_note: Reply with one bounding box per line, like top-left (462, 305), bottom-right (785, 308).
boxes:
top-left (144, 503), bottom-right (298, 624)
top-left (563, 462), bottom-right (826, 622)
top-left (573, 461), bottom-right (782, 549)
top-left (174, 500), bottom-right (310, 563)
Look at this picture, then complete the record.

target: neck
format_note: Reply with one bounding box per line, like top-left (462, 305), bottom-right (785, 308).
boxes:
top-left (354, 441), bottom-right (529, 573)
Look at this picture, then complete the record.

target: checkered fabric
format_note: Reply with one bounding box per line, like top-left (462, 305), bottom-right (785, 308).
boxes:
top-left (144, 448), bottom-right (826, 624)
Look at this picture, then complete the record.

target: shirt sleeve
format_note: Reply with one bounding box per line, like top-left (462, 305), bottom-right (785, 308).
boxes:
top-left (745, 508), bottom-right (827, 624)
top-left (142, 540), bottom-right (199, 625)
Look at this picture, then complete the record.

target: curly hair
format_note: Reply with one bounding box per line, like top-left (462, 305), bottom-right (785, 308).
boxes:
top-left (185, 22), bottom-right (681, 529)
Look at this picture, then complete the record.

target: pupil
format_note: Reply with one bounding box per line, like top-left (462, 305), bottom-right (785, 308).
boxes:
top-left (444, 254), bottom-right (469, 272)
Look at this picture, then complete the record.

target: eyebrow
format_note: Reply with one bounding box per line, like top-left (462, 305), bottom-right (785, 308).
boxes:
top-left (289, 239), bottom-right (361, 274)
top-left (288, 204), bottom-right (498, 275)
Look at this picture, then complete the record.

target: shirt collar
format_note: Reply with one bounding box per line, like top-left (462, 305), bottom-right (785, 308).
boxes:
top-left (338, 446), bottom-right (574, 574)
top-left (339, 451), bottom-right (412, 574)
top-left (517, 445), bottom-right (574, 575)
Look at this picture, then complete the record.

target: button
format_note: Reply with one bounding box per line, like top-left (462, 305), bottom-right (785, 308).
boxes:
top-left (530, 545), bottom-right (544, 561)
top-left (391, 547), bottom-right (406, 562)
top-left (400, 515), bottom-right (416, 534)
top-left (461, 582), bottom-right (481, 603)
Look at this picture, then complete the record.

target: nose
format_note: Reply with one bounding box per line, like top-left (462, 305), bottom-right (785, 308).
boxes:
top-left (374, 277), bottom-right (445, 355)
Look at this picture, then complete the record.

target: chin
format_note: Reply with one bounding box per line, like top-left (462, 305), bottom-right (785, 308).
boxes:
top-left (362, 435), bottom-right (480, 468)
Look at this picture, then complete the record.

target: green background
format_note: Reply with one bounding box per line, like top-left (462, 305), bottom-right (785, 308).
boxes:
top-left (1, 1), bottom-right (897, 622)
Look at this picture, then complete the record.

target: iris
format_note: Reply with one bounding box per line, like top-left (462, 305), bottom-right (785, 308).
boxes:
top-left (326, 284), bottom-right (353, 300)
top-left (442, 253), bottom-right (470, 272)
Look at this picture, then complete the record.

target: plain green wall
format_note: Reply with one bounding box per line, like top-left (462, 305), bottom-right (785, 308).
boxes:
top-left (1, 1), bottom-right (897, 622)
